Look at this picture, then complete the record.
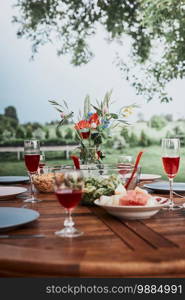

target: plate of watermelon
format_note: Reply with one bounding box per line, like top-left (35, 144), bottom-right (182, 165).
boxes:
top-left (94, 187), bottom-right (169, 220)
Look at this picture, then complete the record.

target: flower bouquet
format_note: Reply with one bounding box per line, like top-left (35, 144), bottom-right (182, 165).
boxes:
top-left (49, 91), bottom-right (135, 165)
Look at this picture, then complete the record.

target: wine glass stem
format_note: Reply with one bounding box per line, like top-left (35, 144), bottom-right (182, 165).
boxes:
top-left (169, 177), bottom-right (174, 207)
top-left (64, 210), bottom-right (75, 231)
top-left (29, 172), bottom-right (35, 200)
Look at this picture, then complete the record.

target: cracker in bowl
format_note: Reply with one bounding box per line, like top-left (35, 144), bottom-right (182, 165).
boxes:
top-left (33, 172), bottom-right (64, 193)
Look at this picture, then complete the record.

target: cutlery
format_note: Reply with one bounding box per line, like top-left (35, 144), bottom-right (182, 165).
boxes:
top-left (0, 234), bottom-right (45, 239)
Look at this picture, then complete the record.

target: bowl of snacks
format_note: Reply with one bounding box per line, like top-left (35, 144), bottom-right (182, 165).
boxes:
top-left (33, 166), bottom-right (65, 193)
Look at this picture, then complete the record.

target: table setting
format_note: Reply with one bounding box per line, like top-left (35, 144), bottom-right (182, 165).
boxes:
top-left (0, 95), bottom-right (185, 277)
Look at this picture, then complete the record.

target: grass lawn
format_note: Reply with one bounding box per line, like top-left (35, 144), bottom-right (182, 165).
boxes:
top-left (0, 146), bottom-right (185, 181)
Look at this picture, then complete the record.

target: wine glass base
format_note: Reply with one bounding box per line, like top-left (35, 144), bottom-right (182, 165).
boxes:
top-left (24, 198), bottom-right (42, 204)
top-left (55, 227), bottom-right (83, 238)
top-left (163, 204), bottom-right (183, 211)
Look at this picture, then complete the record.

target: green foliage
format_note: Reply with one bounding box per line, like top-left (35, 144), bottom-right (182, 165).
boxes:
top-left (55, 127), bottom-right (62, 138)
top-left (13, 0), bottom-right (185, 102)
top-left (150, 115), bottom-right (167, 130)
top-left (139, 130), bottom-right (149, 147)
top-left (26, 126), bottom-right (33, 138)
top-left (120, 127), bottom-right (130, 144)
top-left (45, 129), bottom-right (50, 139)
top-left (0, 115), bottom-right (18, 133)
top-left (164, 114), bottom-right (173, 122)
top-left (129, 132), bottom-right (138, 147)
top-left (15, 126), bottom-right (25, 139)
top-left (4, 106), bottom-right (19, 124)
top-left (65, 128), bottom-right (73, 139)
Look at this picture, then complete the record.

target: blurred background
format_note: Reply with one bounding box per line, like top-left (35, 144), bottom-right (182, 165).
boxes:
top-left (0, 0), bottom-right (185, 180)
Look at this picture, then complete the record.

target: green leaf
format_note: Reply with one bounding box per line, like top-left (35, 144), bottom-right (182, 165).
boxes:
top-left (91, 104), bottom-right (102, 115)
top-left (56, 108), bottom-right (64, 113)
top-left (83, 94), bottom-right (91, 117)
top-left (103, 90), bottom-right (113, 107)
top-left (63, 100), bottom-right (68, 109)
top-left (110, 113), bottom-right (118, 119)
top-left (48, 100), bottom-right (60, 106)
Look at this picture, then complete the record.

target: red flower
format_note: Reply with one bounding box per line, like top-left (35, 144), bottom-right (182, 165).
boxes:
top-left (74, 120), bottom-right (90, 130)
top-left (89, 113), bottom-right (100, 127)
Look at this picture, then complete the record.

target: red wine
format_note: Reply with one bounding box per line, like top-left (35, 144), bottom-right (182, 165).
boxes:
top-left (24, 154), bottom-right (40, 173)
top-left (162, 156), bottom-right (180, 178)
top-left (55, 189), bottom-right (82, 209)
top-left (80, 131), bottom-right (90, 139)
top-left (117, 164), bottom-right (131, 175)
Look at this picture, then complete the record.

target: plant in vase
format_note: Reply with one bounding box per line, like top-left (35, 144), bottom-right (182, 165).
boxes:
top-left (49, 91), bottom-right (136, 164)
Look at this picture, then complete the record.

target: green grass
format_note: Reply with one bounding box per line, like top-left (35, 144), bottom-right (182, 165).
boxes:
top-left (0, 146), bottom-right (185, 181)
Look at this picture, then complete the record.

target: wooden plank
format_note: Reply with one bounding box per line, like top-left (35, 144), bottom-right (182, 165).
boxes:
top-left (124, 220), bottom-right (177, 248)
top-left (89, 206), bottom-right (155, 250)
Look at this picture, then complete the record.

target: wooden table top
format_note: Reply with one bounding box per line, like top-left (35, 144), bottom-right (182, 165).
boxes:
top-left (0, 183), bottom-right (185, 277)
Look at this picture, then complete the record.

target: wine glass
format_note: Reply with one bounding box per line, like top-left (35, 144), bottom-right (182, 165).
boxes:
top-left (54, 169), bottom-right (84, 238)
top-left (24, 140), bottom-right (41, 203)
top-left (161, 138), bottom-right (182, 210)
top-left (117, 155), bottom-right (133, 168)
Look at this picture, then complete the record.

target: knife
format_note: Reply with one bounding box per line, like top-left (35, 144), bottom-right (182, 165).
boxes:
top-left (0, 234), bottom-right (45, 239)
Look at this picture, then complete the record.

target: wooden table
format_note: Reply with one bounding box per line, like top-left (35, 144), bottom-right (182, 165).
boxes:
top-left (0, 184), bottom-right (185, 277)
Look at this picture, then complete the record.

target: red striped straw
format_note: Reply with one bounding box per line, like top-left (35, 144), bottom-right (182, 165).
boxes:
top-left (125, 151), bottom-right (144, 190)
top-left (70, 156), bottom-right (80, 170)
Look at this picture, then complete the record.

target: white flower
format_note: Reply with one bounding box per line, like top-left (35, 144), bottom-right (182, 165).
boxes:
top-left (90, 122), bottom-right (97, 129)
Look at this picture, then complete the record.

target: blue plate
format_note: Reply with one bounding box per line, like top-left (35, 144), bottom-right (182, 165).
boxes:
top-left (0, 176), bottom-right (29, 184)
top-left (144, 181), bottom-right (185, 193)
top-left (0, 207), bottom-right (40, 231)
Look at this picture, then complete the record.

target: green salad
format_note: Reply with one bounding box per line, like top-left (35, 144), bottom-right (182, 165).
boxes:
top-left (82, 175), bottom-right (122, 205)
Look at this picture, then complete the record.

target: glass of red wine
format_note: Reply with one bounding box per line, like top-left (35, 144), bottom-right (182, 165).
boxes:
top-left (24, 139), bottom-right (41, 203)
top-left (161, 138), bottom-right (182, 210)
top-left (54, 169), bottom-right (84, 238)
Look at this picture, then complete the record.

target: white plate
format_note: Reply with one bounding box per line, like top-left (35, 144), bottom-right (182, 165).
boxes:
top-left (0, 207), bottom-right (40, 231)
top-left (94, 196), bottom-right (168, 220)
top-left (140, 174), bottom-right (161, 181)
top-left (0, 186), bottom-right (27, 200)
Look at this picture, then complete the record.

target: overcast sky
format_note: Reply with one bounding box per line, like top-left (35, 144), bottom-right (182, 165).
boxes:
top-left (0, 0), bottom-right (185, 124)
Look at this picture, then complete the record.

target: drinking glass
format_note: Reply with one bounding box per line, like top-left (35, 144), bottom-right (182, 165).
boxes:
top-left (161, 138), bottom-right (182, 210)
top-left (117, 155), bottom-right (133, 168)
top-left (54, 169), bottom-right (84, 238)
top-left (24, 140), bottom-right (41, 203)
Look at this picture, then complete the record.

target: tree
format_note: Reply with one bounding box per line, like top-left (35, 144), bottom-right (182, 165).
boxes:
top-left (16, 126), bottom-right (25, 139)
top-left (164, 114), bottom-right (173, 122)
top-left (150, 115), bottom-right (167, 130)
top-left (129, 132), bottom-right (138, 147)
top-left (139, 130), bottom-right (148, 147)
top-left (26, 126), bottom-right (33, 138)
top-left (45, 129), bottom-right (50, 139)
top-left (4, 106), bottom-right (19, 124)
top-left (55, 127), bottom-right (62, 138)
top-left (120, 127), bottom-right (130, 144)
top-left (13, 0), bottom-right (185, 102)
top-left (65, 128), bottom-right (73, 139)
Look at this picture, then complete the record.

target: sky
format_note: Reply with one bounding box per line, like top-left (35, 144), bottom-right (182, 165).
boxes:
top-left (0, 0), bottom-right (185, 124)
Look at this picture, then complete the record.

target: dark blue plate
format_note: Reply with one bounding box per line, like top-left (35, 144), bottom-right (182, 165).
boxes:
top-left (0, 176), bottom-right (29, 184)
top-left (144, 181), bottom-right (185, 193)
